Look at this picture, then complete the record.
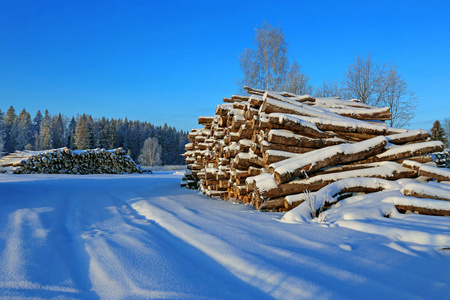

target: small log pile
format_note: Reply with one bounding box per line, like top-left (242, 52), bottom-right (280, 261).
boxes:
top-left (183, 87), bottom-right (448, 216)
top-left (433, 149), bottom-right (450, 168)
top-left (0, 147), bottom-right (148, 174)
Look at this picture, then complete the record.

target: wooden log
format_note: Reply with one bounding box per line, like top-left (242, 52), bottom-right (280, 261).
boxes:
top-left (267, 129), bottom-right (346, 148)
top-left (259, 161), bottom-right (415, 199)
top-left (269, 136), bottom-right (388, 184)
top-left (263, 150), bottom-right (299, 166)
top-left (231, 95), bottom-right (250, 102)
top-left (198, 116), bottom-right (215, 126)
top-left (259, 141), bottom-right (315, 155)
top-left (266, 114), bottom-right (330, 138)
top-left (259, 197), bottom-right (286, 211)
top-left (325, 106), bottom-right (391, 120)
top-left (232, 153), bottom-right (264, 169)
top-left (394, 205), bottom-right (450, 216)
top-left (359, 141), bottom-right (444, 164)
top-left (386, 129), bottom-right (429, 145)
top-left (402, 160), bottom-right (450, 182)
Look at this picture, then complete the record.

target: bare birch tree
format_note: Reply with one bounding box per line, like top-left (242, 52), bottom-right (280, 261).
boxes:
top-left (314, 79), bottom-right (342, 98)
top-left (138, 137), bottom-right (162, 167)
top-left (382, 63), bottom-right (418, 128)
top-left (238, 21), bottom-right (289, 92)
top-left (343, 54), bottom-right (418, 127)
top-left (342, 54), bottom-right (386, 105)
top-left (283, 62), bottom-right (313, 95)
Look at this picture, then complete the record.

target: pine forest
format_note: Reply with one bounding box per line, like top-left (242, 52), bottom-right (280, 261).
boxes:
top-left (0, 106), bottom-right (188, 165)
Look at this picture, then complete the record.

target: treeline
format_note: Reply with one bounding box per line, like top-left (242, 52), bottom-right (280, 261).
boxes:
top-left (0, 106), bottom-right (189, 165)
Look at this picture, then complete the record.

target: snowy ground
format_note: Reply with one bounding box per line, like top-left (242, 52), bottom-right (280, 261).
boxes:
top-left (0, 172), bottom-right (449, 299)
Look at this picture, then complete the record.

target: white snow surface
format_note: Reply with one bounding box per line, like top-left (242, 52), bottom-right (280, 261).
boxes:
top-left (1, 173), bottom-right (450, 299)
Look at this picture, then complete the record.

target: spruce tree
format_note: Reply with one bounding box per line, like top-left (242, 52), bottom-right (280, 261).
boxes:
top-left (74, 114), bottom-right (91, 150)
top-left (67, 117), bottom-right (77, 149)
top-left (33, 110), bottom-right (43, 143)
top-left (39, 110), bottom-right (53, 150)
top-left (50, 114), bottom-right (65, 148)
top-left (4, 106), bottom-right (17, 153)
top-left (430, 120), bottom-right (448, 145)
top-left (15, 109), bottom-right (33, 150)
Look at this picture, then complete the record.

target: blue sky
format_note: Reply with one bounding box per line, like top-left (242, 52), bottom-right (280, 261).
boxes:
top-left (0, 0), bottom-right (449, 131)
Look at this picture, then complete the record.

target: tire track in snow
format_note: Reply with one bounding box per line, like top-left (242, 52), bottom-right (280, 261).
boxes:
top-left (81, 191), bottom-right (271, 299)
top-left (131, 198), bottom-right (324, 299)
top-left (0, 207), bottom-right (81, 298)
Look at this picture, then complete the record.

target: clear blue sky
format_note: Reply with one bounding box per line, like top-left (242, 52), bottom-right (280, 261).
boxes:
top-left (1, 0), bottom-right (449, 131)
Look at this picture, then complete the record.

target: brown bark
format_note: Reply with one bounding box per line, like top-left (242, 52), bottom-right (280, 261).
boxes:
top-left (270, 137), bottom-right (387, 184)
top-left (260, 162), bottom-right (415, 199)
top-left (259, 197), bottom-right (286, 211)
top-left (395, 205), bottom-right (450, 217)
top-left (267, 129), bottom-right (345, 148)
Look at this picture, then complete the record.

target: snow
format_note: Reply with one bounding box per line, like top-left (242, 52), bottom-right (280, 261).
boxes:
top-left (246, 172), bottom-right (278, 192)
top-left (402, 181), bottom-right (450, 201)
top-left (271, 112), bottom-right (390, 134)
top-left (1, 173), bottom-right (450, 299)
top-left (313, 97), bottom-right (377, 109)
top-left (282, 177), bottom-right (450, 256)
top-left (417, 161), bottom-right (450, 178)
top-left (385, 129), bottom-right (428, 143)
top-left (377, 141), bottom-right (443, 159)
top-left (269, 136), bottom-right (387, 175)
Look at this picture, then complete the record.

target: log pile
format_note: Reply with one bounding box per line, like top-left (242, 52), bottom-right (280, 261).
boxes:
top-left (0, 147), bottom-right (148, 174)
top-left (183, 87), bottom-right (449, 216)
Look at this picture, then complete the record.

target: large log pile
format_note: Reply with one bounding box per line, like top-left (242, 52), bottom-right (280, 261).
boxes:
top-left (0, 147), bottom-right (148, 174)
top-left (182, 87), bottom-right (449, 216)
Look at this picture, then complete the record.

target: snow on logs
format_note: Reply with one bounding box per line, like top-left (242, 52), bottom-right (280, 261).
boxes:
top-left (0, 147), bottom-right (147, 174)
top-left (183, 88), bottom-right (448, 217)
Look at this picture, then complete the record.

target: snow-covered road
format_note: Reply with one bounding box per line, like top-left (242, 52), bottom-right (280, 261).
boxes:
top-left (0, 173), bottom-right (449, 299)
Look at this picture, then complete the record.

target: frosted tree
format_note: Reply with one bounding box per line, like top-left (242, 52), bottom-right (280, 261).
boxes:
top-left (0, 109), bottom-right (4, 155)
top-left (67, 117), bottom-right (77, 149)
top-left (444, 118), bottom-right (450, 147)
top-left (104, 120), bottom-right (117, 149)
top-left (343, 54), bottom-right (418, 127)
top-left (382, 64), bottom-right (418, 128)
top-left (4, 106), bottom-right (17, 153)
top-left (33, 110), bottom-right (43, 134)
top-left (430, 120), bottom-right (448, 145)
top-left (238, 21), bottom-right (289, 92)
top-left (0, 133), bottom-right (4, 156)
top-left (342, 54), bottom-right (386, 105)
top-left (74, 114), bottom-right (92, 150)
top-left (283, 62), bottom-right (313, 95)
top-left (15, 108), bottom-right (33, 150)
top-left (50, 114), bottom-right (66, 148)
top-left (138, 137), bottom-right (162, 167)
top-left (314, 79), bottom-right (342, 98)
top-left (39, 110), bottom-right (53, 150)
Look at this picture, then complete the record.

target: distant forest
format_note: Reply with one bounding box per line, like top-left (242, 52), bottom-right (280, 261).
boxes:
top-left (0, 106), bottom-right (189, 165)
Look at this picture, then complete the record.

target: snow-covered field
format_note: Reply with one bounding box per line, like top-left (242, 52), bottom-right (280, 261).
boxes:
top-left (0, 172), bottom-right (449, 299)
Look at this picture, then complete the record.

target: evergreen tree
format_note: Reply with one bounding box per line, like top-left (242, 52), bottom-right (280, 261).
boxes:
top-left (15, 108), bottom-right (33, 150)
top-left (4, 106), bottom-right (17, 153)
top-left (0, 109), bottom-right (5, 155)
top-left (430, 120), bottom-right (448, 145)
top-left (74, 114), bottom-right (92, 150)
top-left (50, 114), bottom-right (65, 148)
top-left (104, 119), bottom-right (117, 149)
top-left (67, 117), bottom-right (77, 149)
top-left (33, 110), bottom-right (43, 146)
top-left (39, 110), bottom-right (53, 150)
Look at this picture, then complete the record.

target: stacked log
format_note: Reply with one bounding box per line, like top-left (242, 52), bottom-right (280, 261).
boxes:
top-left (0, 147), bottom-right (148, 174)
top-left (183, 87), bottom-right (448, 215)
